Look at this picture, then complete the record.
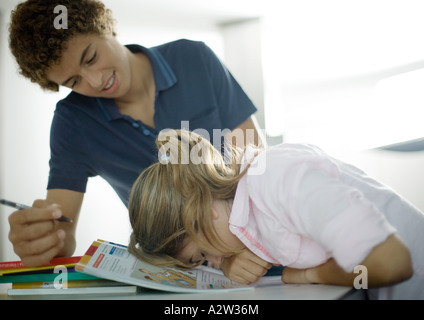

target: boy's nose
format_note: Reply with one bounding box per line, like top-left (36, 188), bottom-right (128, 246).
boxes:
top-left (82, 69), bottom-right (103, 89)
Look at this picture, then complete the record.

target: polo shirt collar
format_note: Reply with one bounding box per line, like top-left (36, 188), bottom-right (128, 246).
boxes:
top-left (97, 44), bottom-right (177, 121)
top-left (229, 147), bottom-right (258, 228)
top-left (126, 44), bottom-right (177, 93)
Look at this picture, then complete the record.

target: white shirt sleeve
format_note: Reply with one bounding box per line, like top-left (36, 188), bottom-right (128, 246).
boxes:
top-left (288, 163), bottom-right (396, 271)
top-left (247, 147), bottom-right (396, 272)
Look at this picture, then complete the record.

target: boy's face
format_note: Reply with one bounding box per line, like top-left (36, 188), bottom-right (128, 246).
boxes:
top-left (46, 32), bottom-right (133, 98)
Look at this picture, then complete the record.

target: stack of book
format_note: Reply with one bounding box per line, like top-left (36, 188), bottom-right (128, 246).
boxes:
top-left (0, 256), bottom-right (137, 296)
top-left (1, 239), bottom-right (281, 296)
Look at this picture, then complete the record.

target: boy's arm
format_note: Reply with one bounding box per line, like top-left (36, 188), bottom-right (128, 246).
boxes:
top-left (225, 116), bottom-right (265, 149)
top-left (45, 189), bottom-right (83, 257)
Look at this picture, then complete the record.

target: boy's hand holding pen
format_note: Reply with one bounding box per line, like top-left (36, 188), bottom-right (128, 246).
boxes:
top-left (2, 198), bottom-right (73, 267)
top-left (0, 199), bottom-right (72, 222)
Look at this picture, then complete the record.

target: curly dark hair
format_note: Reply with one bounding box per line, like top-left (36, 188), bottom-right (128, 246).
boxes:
top-left (9, 0), bottom-right (116, 91)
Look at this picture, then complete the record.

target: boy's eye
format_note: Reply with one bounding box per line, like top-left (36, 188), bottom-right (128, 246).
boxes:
top-left (87, 52), bottom-right (97, 64)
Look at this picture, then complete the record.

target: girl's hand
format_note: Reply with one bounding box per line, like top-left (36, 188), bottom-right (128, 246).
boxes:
top-left (221, 248), bottom-right (272, 284)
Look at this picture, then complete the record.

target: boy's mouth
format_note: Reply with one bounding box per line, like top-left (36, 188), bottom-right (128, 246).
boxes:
top-left (102, 72), bottom-right (118, 93)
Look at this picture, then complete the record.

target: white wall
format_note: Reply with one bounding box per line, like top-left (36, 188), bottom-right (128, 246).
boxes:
top-left (220, 19), bottom-right (265, 129)
top-left (261, 0), bottom-right (424, 149)
top-left (259, 0), bottom-right (424, 213)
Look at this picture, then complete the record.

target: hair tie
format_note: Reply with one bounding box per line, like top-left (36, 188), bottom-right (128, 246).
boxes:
top-left (159, 152), bottom-right (170, 163)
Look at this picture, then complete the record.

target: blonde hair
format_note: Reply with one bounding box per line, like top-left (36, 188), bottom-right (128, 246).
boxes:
top-left (128, 130), bottom-right (252, 268)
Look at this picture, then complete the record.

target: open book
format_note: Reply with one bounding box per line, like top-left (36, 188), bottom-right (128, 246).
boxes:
top-left (76, 240), bottom-right (281, 293)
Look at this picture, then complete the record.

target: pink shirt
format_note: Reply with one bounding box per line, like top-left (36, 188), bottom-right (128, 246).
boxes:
top-left (229, 144), bottom-right (424, 299)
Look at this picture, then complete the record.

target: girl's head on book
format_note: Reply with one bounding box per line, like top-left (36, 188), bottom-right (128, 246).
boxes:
top-left (128, 130), bottom-right (245, 269)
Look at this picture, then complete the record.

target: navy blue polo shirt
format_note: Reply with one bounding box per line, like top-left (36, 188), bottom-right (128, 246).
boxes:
top-left (47, 39), bottom-right (257, 206)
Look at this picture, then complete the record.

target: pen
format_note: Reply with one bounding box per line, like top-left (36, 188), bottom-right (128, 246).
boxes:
top-left (0, 199), bottom-right (73, 223)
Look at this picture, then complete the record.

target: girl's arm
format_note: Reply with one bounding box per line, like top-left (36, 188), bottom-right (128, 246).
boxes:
top-left (282, 234), bottom-right (413, 287)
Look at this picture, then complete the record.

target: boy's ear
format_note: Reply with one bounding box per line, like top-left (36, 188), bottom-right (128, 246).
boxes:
top-left (104, 22), bottom-right (115, 36)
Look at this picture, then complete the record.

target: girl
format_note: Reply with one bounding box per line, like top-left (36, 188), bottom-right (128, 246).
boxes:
top-left (128, 130), bottom-right (424, 300)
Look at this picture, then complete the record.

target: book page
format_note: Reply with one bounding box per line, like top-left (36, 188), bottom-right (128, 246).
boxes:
top-left (77, 240), bottom-right (259, 293)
